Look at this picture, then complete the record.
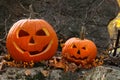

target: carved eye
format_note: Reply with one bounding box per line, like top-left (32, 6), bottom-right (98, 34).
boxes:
top-left (18, 30), bottom-right (29, 37)
top-left (72, 44), bottom-right (77, 48)
top-left (36, 29), bottom-right (46, 36)
top-left (82, 47), bottom-right (86, 50)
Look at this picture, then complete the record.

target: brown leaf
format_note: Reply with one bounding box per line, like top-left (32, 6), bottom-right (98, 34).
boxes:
top-left (0, 61), bottom-right (4, 70)
top-left (68, 63), bottom-right (78, 72)
top-left (41, 70), bottom-right (49, 77)
top-left (24, 69), bottom-right (31, 76)
top-left (48, 57), bottom-right (68, 71)
top-left (3, 54), bottom-right (11, 60)
top-left (0, 60), bottom-right (6, 73)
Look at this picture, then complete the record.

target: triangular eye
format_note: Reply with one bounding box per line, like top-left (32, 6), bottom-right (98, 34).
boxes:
top-left (18, 30), bottom-right (29, 37)
top-left (36, 29), bottom-right (46, 36)
top-left (72, 44), bottom-right (77, 48)
top-left (82, 47), bottom-right (86, 50)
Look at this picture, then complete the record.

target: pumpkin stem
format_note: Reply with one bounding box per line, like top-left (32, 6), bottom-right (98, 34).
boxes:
top-left (80, 26), bottom-right (86, 40)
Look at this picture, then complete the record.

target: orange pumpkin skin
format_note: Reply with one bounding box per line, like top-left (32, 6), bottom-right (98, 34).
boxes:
top-left (62, 37), bottom-right (97, 65)
top-left (6, 19), bottom-right (58, 62)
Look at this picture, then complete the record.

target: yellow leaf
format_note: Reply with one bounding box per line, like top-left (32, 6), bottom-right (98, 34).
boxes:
top-left (117, 0), bottom-right (120, 7)
top-left (107, 13), bottom-right (120, 43)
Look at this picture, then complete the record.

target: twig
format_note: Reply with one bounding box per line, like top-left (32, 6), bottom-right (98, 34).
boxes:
top-left (81, 7), bottom-right (88, 25)
top-left (108, 46), bottom-right (120, 51)
top-left (28, 4), bottom-right (39, 19)
top-left (113, 30), bottom-right (120, 56)
top-left (53, 16), bottom-right (61, 33)
top-left (18, 2), bottom-right (30, 13)
top-left (84, 0), bottom-right (104, 25)
top-left (97, 0), bottom-right (104, 8)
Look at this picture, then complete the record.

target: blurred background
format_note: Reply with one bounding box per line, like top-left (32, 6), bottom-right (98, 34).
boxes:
top-left (0, 0), bottom-right (119, 53)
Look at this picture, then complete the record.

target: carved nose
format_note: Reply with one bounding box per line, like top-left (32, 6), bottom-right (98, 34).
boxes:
top-left (29, 37), bottom-right (35, 44)
top-left (77, 50), bottom-right (80, 54)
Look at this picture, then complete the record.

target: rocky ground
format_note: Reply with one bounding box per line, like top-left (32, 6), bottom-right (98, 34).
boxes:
top-left (0, 0), bottom-right (120, 80)
top-left (0, 65), bottom-right (120, 80)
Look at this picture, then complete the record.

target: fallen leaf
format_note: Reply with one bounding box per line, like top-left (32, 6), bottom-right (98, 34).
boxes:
top-left (0, 61), bottom-right (4, 70)
top-left (0, 60), bottom-right (6, 73)
top-left (25, 69), bottom-right (31, 76)
top-left (41, 70), bottom-right (49, 77)
top-left (48, 57), bottom-right (68, 71)
top-left (68, 63), bottom-right (78, 72)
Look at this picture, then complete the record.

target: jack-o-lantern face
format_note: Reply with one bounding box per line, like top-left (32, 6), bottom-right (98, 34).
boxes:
top-left (6, 19), bottom-right (58, 62)
top-left (62, 38), bottom-right (97, 65)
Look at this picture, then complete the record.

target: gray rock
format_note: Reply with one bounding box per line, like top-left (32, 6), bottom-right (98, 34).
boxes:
top-left (84, 66), bottom-right (120, 80)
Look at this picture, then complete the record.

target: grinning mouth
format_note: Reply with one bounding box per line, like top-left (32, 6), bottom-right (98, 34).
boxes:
top-left (13, 40), bottom-right (53, 55)
top-left (71, 56), bottom-right (88, 60)
top-left (29, 43), bottom-right (49, 55)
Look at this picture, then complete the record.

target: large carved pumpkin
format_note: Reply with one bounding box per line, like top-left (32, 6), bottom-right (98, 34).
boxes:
top-left (62, 37), bottom-right (97, 65)
top-left (6, 19), bottom-right (58, 62)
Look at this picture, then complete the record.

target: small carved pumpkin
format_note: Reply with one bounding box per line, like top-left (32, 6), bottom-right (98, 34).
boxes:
top-left (6, 19), bottom-right (58, 62)
top-left (62, 37), bottom-right (97, 65)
